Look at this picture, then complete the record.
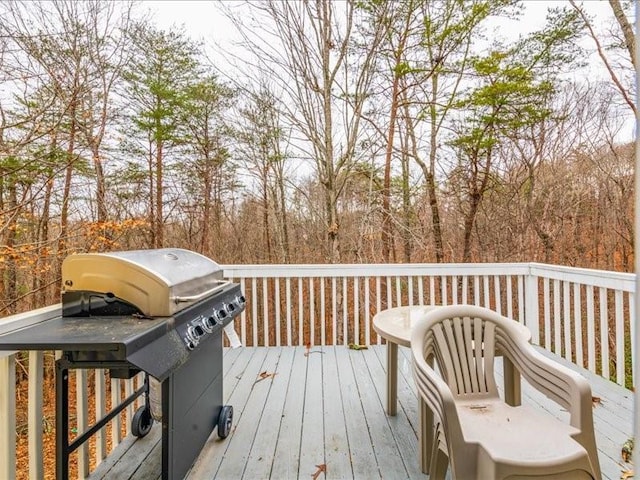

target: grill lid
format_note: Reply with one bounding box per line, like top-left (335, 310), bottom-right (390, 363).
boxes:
top-left (62, 248), bottom-right (226, 317)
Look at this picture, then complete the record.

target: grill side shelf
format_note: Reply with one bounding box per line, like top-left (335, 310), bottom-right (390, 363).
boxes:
top-left (0, 315), bottom-right (167, 355)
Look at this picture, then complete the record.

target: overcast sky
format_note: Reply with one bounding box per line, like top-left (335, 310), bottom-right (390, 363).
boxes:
top-left (143, 1), bottom-right (617, 47)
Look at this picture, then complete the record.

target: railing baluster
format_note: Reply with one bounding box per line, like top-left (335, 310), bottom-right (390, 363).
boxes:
top-left (263, 279), bottom-right (269, 346)
top-left (599, 287), bottom-right (610, 380)
top-left (543, 279), bottom-right (551, 351)
top-left (408, 276), bottom-right (414, 306)
top-left (110, 378), bottom-right (121, 447)
top-left (343, 276), bottom-right (348, 345)
top-left (525, 273), bottom-right (539, 344)
top-left (418, 276), bottom-right (424, 305)
top-left (376, 277), bottom-right (382, 345)
top-left (309, 277), bottom-right (315, 346)
top-left (630, 292), bottom-right (636, 383)
top-left (364, 277), bottom-right (370, 346)
top-left (298, 277), bottom-right (304, 346)
top-left (240, 278), bottom-right (247, 346)
top-left (452, 275), bottom-right (458, 305)
top-left (574, 283), bottom-right (583, 368)
top-left (354, 277), bottom-right (359, 345)
top-left (275, 279), bottom-right (281, 347)
top-left (586, 285), bottom-right (595, 373)
top-left (0, 353), bottom-right (16, 480)
top-left (320, 278), bottom-right (326, 346)
top-left (251, 278), bottom-right (258, 347)
top-left (462, 276), bottom-right (468, 305)
top-left (430, 276), bottom-right (435, 305)
top-left (563, 281), bottom-right (572, 362)
top-left (494, 276), bottom-right (501, 315)
top-left (28, 351), bottom-right (44, 480)
top-left (506, 275), bottom-right (514, 319)
top-left (125, 377), bottom-right (134, 436)
top-left (615, 290), bottom-right (624, 385)
top-left (77, 370), bottom-right (89, 479)
top-left (332, 277), bottom-right (337, 345)
top-left (483, 276), bottom-right (490, 307)
top-left (554, 279), bottom-right (561, 355)
top-left (517, 275), bottom-right (525, 325)
top-left (441, 275), bottom-right (448, 306)
top-left (473, 276), bottom-right (480, 306)
top-left (286, 278), bottom-right (292, 347)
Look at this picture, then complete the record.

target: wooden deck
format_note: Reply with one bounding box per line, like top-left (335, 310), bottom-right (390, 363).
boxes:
top-left (88, 345), bottom-right (633, 480)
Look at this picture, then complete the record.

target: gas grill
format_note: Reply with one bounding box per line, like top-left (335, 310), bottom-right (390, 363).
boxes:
top-left (0, 248), bottom-right (245, 480)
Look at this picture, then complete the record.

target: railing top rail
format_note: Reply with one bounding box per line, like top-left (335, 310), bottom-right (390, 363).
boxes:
top-left (529, 263), bottom-right (635, 291)
top-left (0, 304), bottom-right (60, 336)
top-left (221, 262), bottom-right (531, 278)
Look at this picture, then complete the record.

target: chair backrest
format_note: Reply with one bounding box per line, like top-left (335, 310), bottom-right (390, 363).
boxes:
top-left (423, 313), bottom-right (500, 399)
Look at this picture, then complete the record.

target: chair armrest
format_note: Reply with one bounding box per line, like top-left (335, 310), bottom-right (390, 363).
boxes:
top-left (411, 333), bottom-right (465, 447)
top-left (498, 332), bottom-right (594, 432)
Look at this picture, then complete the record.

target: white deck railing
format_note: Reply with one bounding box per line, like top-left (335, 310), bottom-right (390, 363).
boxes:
top-left (0, 262), bottom-right (634, 479)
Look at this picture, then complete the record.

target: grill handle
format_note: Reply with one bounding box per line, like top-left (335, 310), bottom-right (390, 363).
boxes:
top-left (171, 280), bottom-right (231, 303)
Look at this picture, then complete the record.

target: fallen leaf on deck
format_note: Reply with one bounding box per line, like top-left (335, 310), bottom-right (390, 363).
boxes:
top-left (592, 396), bottom-right (602, 408)
top-left (255, 371), bottom-right (277, 383)
top-left (311, 463), bottom-right (327, 479)
top-left (622, 438), bottom-right (634, 462)
top-left (348, 343), bottom-right (368, 350)
top-left (304, 344), bottom-right (324, 357)
top-left (620, 469), bottom-right (634, 479)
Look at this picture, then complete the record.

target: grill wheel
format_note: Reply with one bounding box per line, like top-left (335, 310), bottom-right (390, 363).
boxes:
top-left (131, 405), bottom-right (154, 438)
top-left (217, 405), bottom-right (233, 439)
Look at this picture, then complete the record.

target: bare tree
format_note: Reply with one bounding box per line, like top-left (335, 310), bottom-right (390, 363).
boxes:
top-left (569, 0), bottom-right (635, 115)
top-left (222, 0), bottom-right (386, 263)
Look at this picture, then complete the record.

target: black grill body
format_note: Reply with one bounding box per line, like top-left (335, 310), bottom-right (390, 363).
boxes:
top-left (0, 249), bottom-right (244, 480)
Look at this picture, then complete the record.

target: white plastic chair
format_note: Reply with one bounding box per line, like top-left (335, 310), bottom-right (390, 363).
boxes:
top-left (411, 305), bottom-right (601, 480)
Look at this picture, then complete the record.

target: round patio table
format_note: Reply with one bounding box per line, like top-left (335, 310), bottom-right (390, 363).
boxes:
top-left (372, 305), bottom-right (531, 415)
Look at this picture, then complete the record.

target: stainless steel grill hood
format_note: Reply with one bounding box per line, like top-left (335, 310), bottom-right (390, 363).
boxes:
top-left (62, 248), bottom-right (226, 317)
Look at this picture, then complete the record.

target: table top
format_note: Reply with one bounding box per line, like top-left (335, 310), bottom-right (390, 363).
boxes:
top-left (372, 305), bottom-right (531, 347)
top-left (373, 306), bottom-right (438, 347)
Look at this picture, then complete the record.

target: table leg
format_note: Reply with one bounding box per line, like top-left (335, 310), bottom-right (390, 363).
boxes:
top-left (386, 341), bottom-right (398, 416)
top-left (503, 357), bottom-right (521, 406)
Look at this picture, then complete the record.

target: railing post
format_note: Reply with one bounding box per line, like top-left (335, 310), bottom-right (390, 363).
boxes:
top-left (525, 267), bottom-right (540, 345)
top-left (0, 352), bottom-right (16, 480)
top-left (28, 351), bottom-right (44, 480)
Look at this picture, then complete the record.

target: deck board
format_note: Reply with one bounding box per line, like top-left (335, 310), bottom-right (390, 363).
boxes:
top-left (87, 345), bottom-right (633, 480)
top-left (242, 346), bottom-right (296, 479)
top-left (322, 346), bottom-right (354, 479)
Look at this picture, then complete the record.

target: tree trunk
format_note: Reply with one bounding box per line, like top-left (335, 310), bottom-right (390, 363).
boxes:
top-left (319, 1), bottom-right (339, 263)
top-left (4, 182), bottom-right (17, 314)
top-left (155, 137), bottom-right (164, 248)
top-left (93, 148), bottom-right (108, 223)
top-left (608, 0), bottom-right (635, 68)
top-left (58, 103), bottom-right (77, 275)
top-left (382, 74), bottom-right (400, 265)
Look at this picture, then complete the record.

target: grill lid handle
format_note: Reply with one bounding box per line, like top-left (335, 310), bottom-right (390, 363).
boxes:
top-left (171, 280), bottom-right (231, 304)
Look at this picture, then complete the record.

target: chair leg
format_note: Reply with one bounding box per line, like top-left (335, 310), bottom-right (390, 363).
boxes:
top-left (419, 397), bottom-right (433, 474)
top-left (429, 446), bottom-right (448, 480)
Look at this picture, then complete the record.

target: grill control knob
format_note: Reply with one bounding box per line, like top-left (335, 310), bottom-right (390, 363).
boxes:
top-left (235, 295), bottom-right (246, 306)
top-left (216, 309), bottom-right (228, 321)
top-left (225, 303), bottom-right (236, 314)
top-left (203, 316), bottom-right (216, 332)
top-left (186, 326), bottom-right (202, 345)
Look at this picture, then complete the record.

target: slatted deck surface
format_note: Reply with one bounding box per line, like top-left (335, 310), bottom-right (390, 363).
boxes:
top-left (88, 345), bottom-right (633, 480)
